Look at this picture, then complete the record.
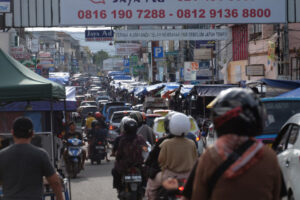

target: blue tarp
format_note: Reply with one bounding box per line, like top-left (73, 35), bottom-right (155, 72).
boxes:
top-left (133, 86), bottom-right (147, 97)
top-left (162, 83), bottom-right (180, 93)
top-left (0, 101), bottom-right (77, 112)
top-left (146, 83), bottom-right (165, 92)
top-left (277, 87), bottom-right (300, 98)
top-left (180, 85), bottom-right (194, 97)
top-left (193, 85), bottom-right (237, 97)
top-left (260, 79), bottom-right (300, 89)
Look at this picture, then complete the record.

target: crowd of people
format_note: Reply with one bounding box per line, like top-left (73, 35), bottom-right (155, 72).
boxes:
top-left (0, 87), bottom-right (286, 200)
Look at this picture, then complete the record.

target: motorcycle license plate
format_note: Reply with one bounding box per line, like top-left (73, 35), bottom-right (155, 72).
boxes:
top-left (130, 183), bottom-right (138, 191)
top-left (95, 146), bottom-right (105, 150)
top-left (124, 175), bottom-right (142, 183)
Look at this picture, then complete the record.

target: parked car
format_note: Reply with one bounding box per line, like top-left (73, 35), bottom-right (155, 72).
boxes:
top-left (272, 113), bottom-right (300, 200)
top-left (107, 110), bottom-right (135, 144)
top-left (261, 97), bottom-right (300, 145)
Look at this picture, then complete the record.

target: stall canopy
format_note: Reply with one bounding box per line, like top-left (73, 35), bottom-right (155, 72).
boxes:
top-left (192, 85), bottom-right (237, 97)
top-left (260, 79), bottom-right (300, 90)
top-left (0, 49), bottom-right (65, 102)
top-left (277, 87), bottom-right (300, 98)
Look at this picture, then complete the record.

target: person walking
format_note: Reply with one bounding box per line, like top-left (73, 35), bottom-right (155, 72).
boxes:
top-left (0, 117), bottom-right (64, 200)
top-left (191, 88), bottom-right (281, 200)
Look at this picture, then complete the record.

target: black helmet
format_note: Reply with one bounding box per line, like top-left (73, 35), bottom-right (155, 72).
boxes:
top-left (123, 118), bottom-right (138, 135)
top-left (91, 120), bottom-right (100, 129)
top-left (211, 88), bottom-right (265, 137)
top-left (129, 111), bottom-right (143, 127)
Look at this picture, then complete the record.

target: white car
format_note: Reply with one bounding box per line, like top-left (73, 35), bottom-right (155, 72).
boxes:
top-left (273, 113), bottom-right (300, 200)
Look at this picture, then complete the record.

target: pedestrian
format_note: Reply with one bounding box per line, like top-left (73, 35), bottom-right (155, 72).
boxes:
top-left (0, 117), bottom-right (64, 200)
top-left (191, 88), bottom-right (281, 200)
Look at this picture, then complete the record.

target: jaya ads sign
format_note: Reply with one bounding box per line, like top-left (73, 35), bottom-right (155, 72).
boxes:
top-left (60, 0), bottom-right (286, 26)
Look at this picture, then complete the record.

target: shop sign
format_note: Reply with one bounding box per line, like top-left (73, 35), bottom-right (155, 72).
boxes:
top-left (246, 64), bottom-right (265, 76)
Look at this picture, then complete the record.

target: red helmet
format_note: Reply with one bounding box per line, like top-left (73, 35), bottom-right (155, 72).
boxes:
top-left (95, 112), bottom-right (103, 118)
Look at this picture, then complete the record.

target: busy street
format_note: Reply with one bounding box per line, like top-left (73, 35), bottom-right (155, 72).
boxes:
top-left (0, 0), bottom-right (300, 199)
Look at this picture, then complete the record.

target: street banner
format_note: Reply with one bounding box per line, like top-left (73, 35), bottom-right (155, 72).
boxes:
top-left (60, 0), bottom-right (286, 25)
top-left (0, 0), bottom-right (10, 13)
top-left (115, 29), bottom-right (228, 41)
top-left (85, 30), bottom-right (114, 41)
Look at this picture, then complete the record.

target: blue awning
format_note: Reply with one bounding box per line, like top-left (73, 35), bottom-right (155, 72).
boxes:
top-left (260, 79), bottom-right (300, 89)
top-left (276, 87), bottom-right (300, 98)
top-left (180, 85), bottom-right (194, 97)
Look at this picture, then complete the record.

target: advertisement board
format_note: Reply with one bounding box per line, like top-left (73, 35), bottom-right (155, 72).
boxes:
top-left (194, 49), bottom-right (212, 60)
top-left (85, 30), bottom-right (114, 41)
top-left (103, 58), bottom-right (124, 71)
top-left (60, 0), bottom-right (286, 25)
top-left (246, 64), bottom-right (265, 76)
top-left (115, 43), bottom-right (141, 56)
top-left (184, 62), bottom-right (198, 81)
top-left (115, 29), bottom-right (228, 41)
top-left (0, 0), bottom-right (10, 13)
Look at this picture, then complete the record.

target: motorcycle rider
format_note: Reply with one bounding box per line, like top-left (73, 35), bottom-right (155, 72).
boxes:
top-left (88, 120), bottom-right (110, 162)
top-left (63, 121), bottom-right (86, 170)
top-left (146, 112), bottom-right (198, 200)
top-left (85, 112), bottom-right (96, 133)
top-left (95, 111), bottom-right (108, 129)
top-left (130, 111), bottom-right (156, 146)
top-left (111, 118), bottom-right (147, 192)
top-left (191, 88), bottom-right (281, 200)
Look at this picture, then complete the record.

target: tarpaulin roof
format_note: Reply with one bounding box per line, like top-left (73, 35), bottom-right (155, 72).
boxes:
top-left (260, 79), bottom-right (300, 89)
top-left (180, 85), bottom-right (194, 97)
top-left (0, 49), bottom-right (65, 102)
top-left (0, 86), bottom-right (76, 112)
top-left (192, 85), bottom-right (237, 97)
top-left (146, 83), bottom-right (165, 92)
top-left (277, 87), bottom-right (300, 98)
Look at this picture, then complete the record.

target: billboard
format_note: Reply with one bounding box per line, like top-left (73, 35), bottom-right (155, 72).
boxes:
top-left (184, 62), bottom-right (199, 81)
top-left (115, 29), bottom-right (228, 41)
top-left (85, 30), bottom-right (114, 41)
top-left (115, 43), bottom-right (141, 56)
top-left (60, 0), bottom-right (286, 26)
top-left (0, 0), bottom-right (10, 13)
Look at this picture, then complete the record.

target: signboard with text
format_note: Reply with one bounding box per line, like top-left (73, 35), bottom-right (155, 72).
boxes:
top-left (60, 0), bottom-right (286, 25)
top-left (115, 29), bottom-right (228, 41)
top-left (85, 30), bottom-right (114, 41)
top-left (0, 0), bottom-right (10, 13)
top-left (115, 43), bottom-right (142, 56)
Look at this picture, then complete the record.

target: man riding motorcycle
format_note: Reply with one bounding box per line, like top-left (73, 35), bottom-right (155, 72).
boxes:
top-left (146, 113), bottom-right (198, 200)
top-left (130, 111), bottom-right (156, 146)
top-left (63, 121), bottom-right (86, 170)
top-left (88, 120), bottom-right (109, 162)
top-left (112, 118), bottom-right (147, 192)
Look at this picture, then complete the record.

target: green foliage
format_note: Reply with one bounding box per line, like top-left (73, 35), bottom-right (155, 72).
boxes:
top-left (93, 50), bottom-right (109, 68)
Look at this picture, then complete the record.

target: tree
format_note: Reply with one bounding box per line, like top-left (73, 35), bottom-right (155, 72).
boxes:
top-left (93, 50), bottom-right (109, 70)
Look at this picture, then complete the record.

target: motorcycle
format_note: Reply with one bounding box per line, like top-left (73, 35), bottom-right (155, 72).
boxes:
top-left (90, 138), bottom-right (107, 165)
top-left (118, 167), bottom-right (144, 200)
top-left (157, 178), bottom-right (187, 200)
top-left (65, 138), bottom-right (83, 178)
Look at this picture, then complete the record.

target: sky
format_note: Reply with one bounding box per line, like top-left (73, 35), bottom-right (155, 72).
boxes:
top-left (26, 27), bottom-right (116, 55)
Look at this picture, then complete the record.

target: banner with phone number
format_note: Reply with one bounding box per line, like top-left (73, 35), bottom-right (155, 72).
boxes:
top-left (60, 0), bottom-right (286, 25)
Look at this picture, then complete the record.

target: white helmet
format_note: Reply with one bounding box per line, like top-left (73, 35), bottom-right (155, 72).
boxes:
top-left (169, 113), bottom-right (190, 136)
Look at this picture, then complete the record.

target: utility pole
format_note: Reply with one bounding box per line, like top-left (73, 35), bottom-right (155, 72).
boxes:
top-left (283, 23), bottom-right (289, 79)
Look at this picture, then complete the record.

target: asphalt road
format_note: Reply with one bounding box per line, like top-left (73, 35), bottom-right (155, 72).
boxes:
top-left (70, 157), bottom-right (118, 200)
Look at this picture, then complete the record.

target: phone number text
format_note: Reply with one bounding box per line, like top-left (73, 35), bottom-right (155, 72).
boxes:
top-left (77, 8), bottom-right (272, 20)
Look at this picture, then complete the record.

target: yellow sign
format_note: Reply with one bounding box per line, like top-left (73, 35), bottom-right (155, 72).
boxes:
top-left (268, 41), bottom-right (275, 61)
